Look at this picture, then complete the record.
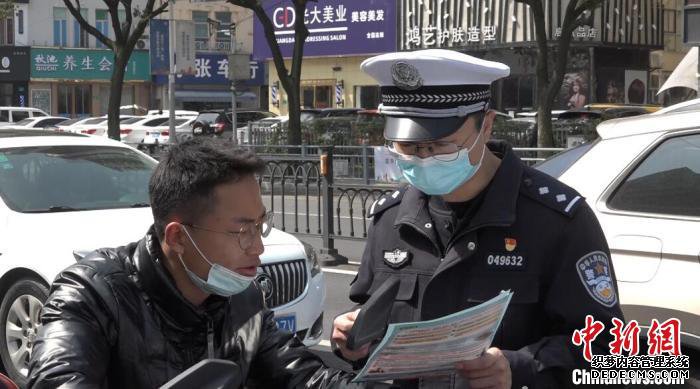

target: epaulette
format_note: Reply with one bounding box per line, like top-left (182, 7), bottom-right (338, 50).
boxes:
top-left (520, 167), bottom-right (585, 218)
top-left (367, 185), bottom-right (408, 218)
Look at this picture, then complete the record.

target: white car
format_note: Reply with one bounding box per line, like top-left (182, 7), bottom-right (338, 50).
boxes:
top-left (0, 116), bottom-right (68, 130)
top-left (53, 116), bottom-right (108, 133)
top-left (63, 115), bottom-right (140, 135)
top-left (141, 117), bottom-right (196, 145)
top-left (0, 130), bottom-right (325, 385)
top-left (0, 107), bottom-right (48, 127)
top-left (120, 115), bottom-right (197, 144)
top-left (536, 110), bottom-right (700, 350)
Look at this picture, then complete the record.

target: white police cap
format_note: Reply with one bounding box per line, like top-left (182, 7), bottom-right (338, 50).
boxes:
top-left (361, 49), bottom-right (510, 141)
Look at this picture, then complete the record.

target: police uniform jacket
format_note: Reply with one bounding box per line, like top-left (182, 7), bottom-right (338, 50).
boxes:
top-left (349, 141), bottom-right (624, 388)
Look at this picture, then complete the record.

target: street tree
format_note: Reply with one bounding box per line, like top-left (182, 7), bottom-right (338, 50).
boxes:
top-left (228, 0), bottom-right (312, 145)
top-left (64, 0), bottom-right (169, 140)
top-left (517, 0), bottom-right (603, 147)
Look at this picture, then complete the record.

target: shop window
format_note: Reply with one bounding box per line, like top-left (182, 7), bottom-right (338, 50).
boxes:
top-left (354, 86), bottom-right (381, 109)
top-left (0, 84), bottom-right (12, 106)
top-left (193, 11), bottom-right (209, 50)
top-left (215, 12), bottom-right (232, 51)
top-left (17, 10), bottom-right (22, 35)
top-left (53, 8), bottom-right (68, 46)
top-left (315, 86), bottom-right (331, 109)
top-left (73, 8), bottom-right (89, 48)
top-left (58, 85), bottom-right (93, 117)
top-left (664, 9), bottom-right (678, 34)
top-left (96, 10), bottom-right (110, 48)
top-left (0, 16), bottom-right (13, 45)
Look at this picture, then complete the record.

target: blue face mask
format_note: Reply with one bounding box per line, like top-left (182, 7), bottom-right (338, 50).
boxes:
top-left (395, 130), bottom-right (486, 195)
top-left (179, 226), bottom-right (255, 297)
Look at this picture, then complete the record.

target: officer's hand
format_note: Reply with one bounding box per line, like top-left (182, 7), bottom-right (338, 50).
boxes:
top-left (331, 309), bottom-right (370, 361)
top-left (454, 347), bottom-right (511, 389)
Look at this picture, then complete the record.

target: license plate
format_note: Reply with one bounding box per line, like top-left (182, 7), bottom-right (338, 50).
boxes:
top-left (275, 315), bottom-right (296, 333)
top-left (152, 133), bottom-right (160, 138)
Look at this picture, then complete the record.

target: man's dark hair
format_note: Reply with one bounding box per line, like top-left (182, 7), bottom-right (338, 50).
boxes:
top-left (149, 138), bottom-right (265, 240)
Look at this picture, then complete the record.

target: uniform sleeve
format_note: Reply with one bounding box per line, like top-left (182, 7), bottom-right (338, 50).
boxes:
top-left (246, 309), bottom-right (360, 389)
top-left (27, 265), bottom-right (115, 389)
top-left (504, 204), bottom-right (624, 389)
top-left (348, 220), bottom-right (377, 305)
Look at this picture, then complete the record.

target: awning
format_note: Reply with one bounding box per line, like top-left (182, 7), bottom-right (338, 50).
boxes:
top-left (174, 90), bottom-right (257, 102)
top-left (658, 47), bottom-right (698, 94)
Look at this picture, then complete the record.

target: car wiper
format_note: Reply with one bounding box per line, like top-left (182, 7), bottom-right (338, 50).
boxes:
top-left (130, 202), bottom-right (150, 208)
top-left (24, 205), bottom-right (85, 213)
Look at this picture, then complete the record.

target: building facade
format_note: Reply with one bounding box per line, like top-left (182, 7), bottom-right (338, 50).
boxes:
top-left (398, 0), bottom-right (665, 112)
top-left (649, 0), bottom-right (692, 104)
top-left (253, 0), bottom-right (398, 115)
top-left (152, 1), bottom-right (266, 112)
top-left (27, 0), bottom-right (151, 117)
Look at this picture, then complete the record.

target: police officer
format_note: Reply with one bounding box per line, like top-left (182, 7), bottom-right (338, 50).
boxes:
top-left (331, 49), bottom-right (624, 388)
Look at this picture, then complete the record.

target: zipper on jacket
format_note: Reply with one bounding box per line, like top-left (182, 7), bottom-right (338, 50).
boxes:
top-left (207, 319), bottom-right (214, 358)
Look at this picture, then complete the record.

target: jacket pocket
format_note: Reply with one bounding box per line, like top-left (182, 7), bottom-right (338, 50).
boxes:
top-left (466, 273), bottom-right (541, 349)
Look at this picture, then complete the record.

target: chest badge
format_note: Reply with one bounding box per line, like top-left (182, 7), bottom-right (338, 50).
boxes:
top-left (505, 238), bottom-right (517, 252)
top-left (383, 249), bottom-right (411, 268)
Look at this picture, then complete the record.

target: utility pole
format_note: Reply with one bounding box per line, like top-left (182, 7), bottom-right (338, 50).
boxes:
top-left (168, 0), bottom-right (177, 144)
top-left (230, 22), bottom-right (237, 143)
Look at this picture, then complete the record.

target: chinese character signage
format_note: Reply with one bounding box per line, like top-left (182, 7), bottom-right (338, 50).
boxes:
top-left (153, 52), bottom-right (265, 86)
top-left (405, 25), bottom-right (499, 49)
top-left (0, 46), bottom-right (30, 82)
top-left (150, 19), bottom-right (169, 75)
top-left (31, 48), bottom-right (150, 81)
top-left (253, 0), bottom-right (396, 60)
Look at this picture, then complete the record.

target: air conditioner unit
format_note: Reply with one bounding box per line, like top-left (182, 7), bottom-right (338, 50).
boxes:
top-left (137, 34), bottom-right (149, 50)
top-left (650, 51), bottom-right (663, 69)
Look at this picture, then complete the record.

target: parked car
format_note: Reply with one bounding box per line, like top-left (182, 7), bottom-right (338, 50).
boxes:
top-left (652, 98), bottom-right (700, 115)
top-left (0, 108), bottom-right (48, 126)
top-left (146, 109), bottom-right (199, 117)
top-left (0, 130), bottom-right (325, 385)
top-left (192, 110), bottom-right (277, 137)
top-left (0, 116), bottom-right (68, 130)
top-left (121, 114), bottom-right (197, 144)
top-left (67, 115), bottom-right (140, 136)
top-left (140, 117), bottom-right (197, 145)
top-left (535, 110), bottom-right (700, 350)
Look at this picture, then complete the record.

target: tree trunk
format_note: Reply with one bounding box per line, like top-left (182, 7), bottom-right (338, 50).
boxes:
top-left (537, 92), bottom-right (555, 148)
top-left (286, 87), bottom-right (302, 145)
top-left (107, 48), bottom-right (129, 141)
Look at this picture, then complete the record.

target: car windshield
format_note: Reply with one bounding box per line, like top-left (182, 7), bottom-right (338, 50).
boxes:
top-left (0, 145), bottom-right (155, 213)
top-left (197, 113), bottom-right (222, 123)
top-left (121, 117), bottom-right (144, 124)
top-left (534, 141), bottom-right (597, 178)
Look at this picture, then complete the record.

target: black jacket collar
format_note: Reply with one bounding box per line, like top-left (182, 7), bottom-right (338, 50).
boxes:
top-left (131, 227), bottom-right (226, 329)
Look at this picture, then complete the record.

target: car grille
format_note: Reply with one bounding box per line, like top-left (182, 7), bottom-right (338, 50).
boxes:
top-left (259, 259), bottom-right (308, 308)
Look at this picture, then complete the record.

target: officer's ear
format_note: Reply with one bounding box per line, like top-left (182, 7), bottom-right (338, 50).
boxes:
top-left (480, 110), bottom-right (497, 141)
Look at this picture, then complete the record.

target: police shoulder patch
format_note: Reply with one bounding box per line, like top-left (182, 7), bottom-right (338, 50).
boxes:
top-left (520, 167), bottom-right (585, 218)
top-left (575, 251), bottom-right (618, 308)
top-left (368, 186), bottom-right (408, 219)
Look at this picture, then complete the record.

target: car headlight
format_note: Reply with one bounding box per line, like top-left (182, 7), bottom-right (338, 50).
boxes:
top-left (302, 241), bottom-right (321, 277)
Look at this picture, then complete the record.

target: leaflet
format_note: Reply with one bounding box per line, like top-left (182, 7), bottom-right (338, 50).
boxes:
top-left (353, 290), bottom-right (513, 382)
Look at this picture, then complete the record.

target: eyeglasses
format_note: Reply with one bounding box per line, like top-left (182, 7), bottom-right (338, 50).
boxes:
top-left (183, 210), bottom-right (274, 251)
top-left (387, 134), bottom-right (476, 162)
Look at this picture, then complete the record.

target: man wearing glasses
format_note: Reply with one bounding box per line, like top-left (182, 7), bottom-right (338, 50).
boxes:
top-left (28, 139), bottom-right (355, 388)
top-left (331, 49), bottom-right (623, 388)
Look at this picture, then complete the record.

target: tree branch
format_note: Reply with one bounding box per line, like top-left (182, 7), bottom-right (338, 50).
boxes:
top-left (120, 0), bottom-right (133, 40)
top-left (247, 2), bottom-right (292, 89)
top-left (108, 0), bottom-right (125, 44)
top-left (63, 0), bottom-right (115, 49)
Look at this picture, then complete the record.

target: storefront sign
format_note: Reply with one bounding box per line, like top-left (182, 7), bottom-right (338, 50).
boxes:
top-left (405, 25), bottom-right (499, 48)
top-left (150, 19), bottom-right (170, 75)
top-left (253, 0), bottom-right (396, 59)
top-left (153, 53), bottom-right (265, 86)
top-left (30, 48), bottom-right (150, 81)
top-left (0, 46), bottom-right (30, 82)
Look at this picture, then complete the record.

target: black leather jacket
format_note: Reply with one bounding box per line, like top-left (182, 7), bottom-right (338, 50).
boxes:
top-left (28, 228), bottom-right (354, 388)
